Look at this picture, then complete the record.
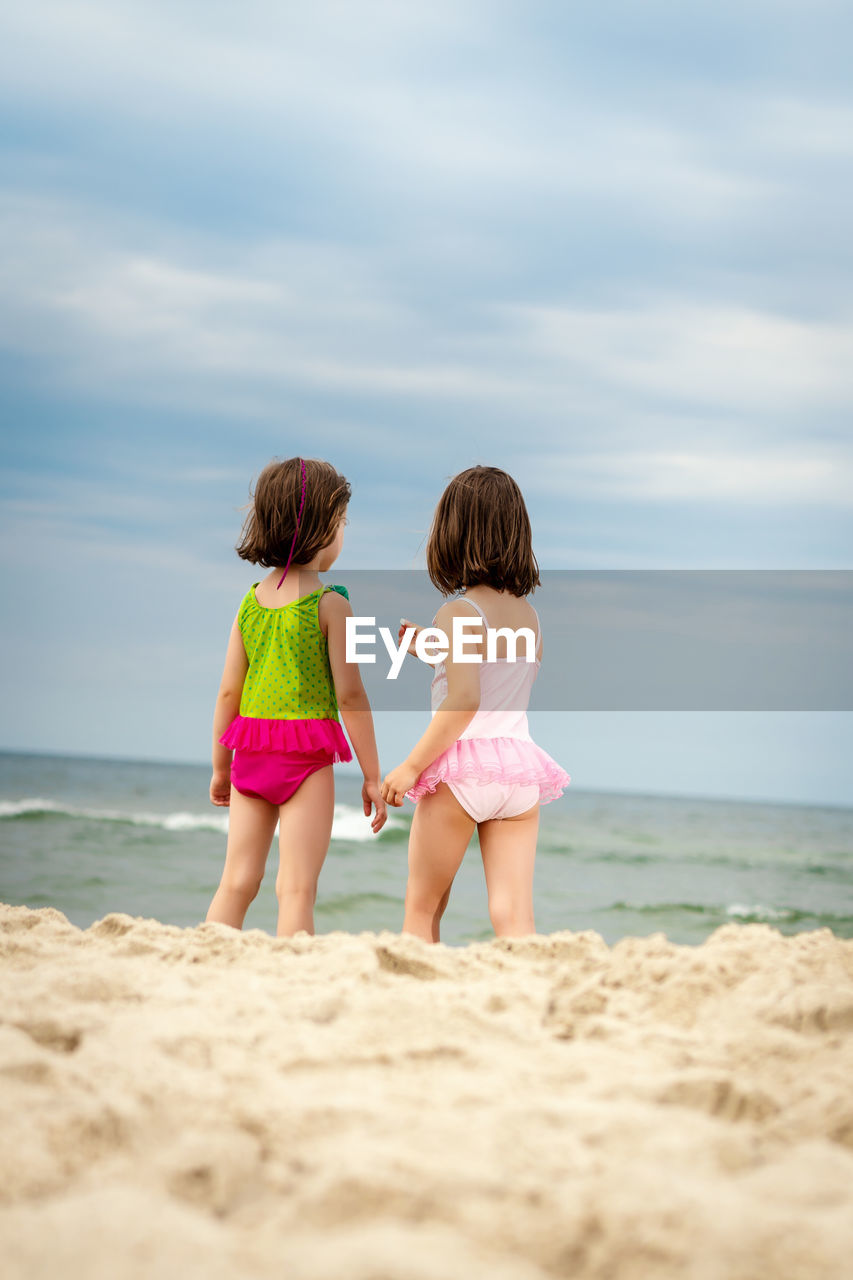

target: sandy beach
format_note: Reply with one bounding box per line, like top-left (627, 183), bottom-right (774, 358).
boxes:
top-left (2, 903), bottom-right (853, 1279)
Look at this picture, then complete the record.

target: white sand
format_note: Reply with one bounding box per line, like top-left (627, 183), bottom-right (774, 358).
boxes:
top-left (2, 902), bottom-right (853, 1279)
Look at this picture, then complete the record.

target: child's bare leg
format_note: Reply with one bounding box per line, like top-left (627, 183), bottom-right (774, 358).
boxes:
top-left (206, 789), bottom-right (279, 928)
top-left (275, 765), bottom-right (335, 937)
top-left (404, 784), bottom-right (475, 943)
top-left (478, 803), bottom-right (539, 937)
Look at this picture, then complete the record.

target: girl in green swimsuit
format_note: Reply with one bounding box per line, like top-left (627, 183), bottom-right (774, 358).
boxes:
top-left (205, 457), bottom-right (386, 936)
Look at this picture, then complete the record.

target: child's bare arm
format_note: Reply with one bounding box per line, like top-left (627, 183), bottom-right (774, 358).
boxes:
top-left (381, 602), bottom-right (482, 805)
top-left (323, 591), bottom-right (387, 833)
top-left (210, 614), bottom-right (248, 806)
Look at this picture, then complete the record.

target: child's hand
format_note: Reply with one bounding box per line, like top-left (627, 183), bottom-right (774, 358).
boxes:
top-left (399, 618), bottom-right (423, 657)
top-left (381, 761), bottom-right (420, 807)
top-left (210, 770), bottom-right (232, 807)
top-left (362, 779), bottom-right (388, 833)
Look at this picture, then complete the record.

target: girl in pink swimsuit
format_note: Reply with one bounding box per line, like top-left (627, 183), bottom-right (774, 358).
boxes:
top-left (381, 466), bottom-right (570, 943)
top-left (206, 457), bottom-right (386, 937)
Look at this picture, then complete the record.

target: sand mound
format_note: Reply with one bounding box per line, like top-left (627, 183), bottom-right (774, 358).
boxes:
top-left (2, 903), bottom-right (853, 1279)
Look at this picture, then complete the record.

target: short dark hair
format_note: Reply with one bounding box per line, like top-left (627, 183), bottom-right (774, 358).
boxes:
top-left (236, 457), bottom-right (351, 568)
top-left (426, 466), bottom-right (540, 596)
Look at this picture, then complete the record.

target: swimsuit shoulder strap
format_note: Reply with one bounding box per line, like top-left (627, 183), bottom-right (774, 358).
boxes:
top-left (429, 595), bottom-right (487, 628)
top-left (457, 595), bottom-right (488, 623)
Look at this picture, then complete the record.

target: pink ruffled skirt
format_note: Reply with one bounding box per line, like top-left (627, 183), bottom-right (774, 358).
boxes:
top-left (406, 736), bottom-right (570, 806)
top-left (220, 715), bottom-right (352, 762)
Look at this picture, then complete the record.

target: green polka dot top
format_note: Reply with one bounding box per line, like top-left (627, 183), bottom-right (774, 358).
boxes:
top-left (219, 583), bottom-right (352, 761)
top-left (237, 584), bottom-right (348, 721)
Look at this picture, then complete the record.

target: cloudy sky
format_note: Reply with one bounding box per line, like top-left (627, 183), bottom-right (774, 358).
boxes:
top-left (1, 1), bottom-right (851, 804)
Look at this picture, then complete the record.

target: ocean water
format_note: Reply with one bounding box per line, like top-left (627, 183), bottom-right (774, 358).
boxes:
top-left (1, 751), bottom-right (852, 946)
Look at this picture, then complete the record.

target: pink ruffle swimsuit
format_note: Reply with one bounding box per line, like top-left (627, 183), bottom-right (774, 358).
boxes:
top-left (406, 596), bottom-right (570, 822)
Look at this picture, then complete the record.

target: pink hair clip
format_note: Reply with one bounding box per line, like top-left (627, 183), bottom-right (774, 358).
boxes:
top-left (277, 458), bottom-right (307, 588)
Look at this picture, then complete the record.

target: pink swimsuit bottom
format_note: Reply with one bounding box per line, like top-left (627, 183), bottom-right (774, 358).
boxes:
top-left (231, 749), bottom-right (333, 806)
top-left (445, 779), bottom-right (540, 824)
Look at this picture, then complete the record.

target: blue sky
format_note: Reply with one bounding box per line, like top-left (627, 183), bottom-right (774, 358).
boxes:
top-left (1, 1), bottom-right (852, 804)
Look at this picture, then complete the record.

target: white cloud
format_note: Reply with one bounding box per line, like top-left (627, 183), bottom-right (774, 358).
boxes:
top-left (507, 300), bottom-right (853, 412)
top-left (745, 96), bottom-right (853, 158)
top-left (534, 446), bottom-right (853, 506)
top-left (2, 188), bottom-right (851, 471)
top-left (0, 1), bottom-right (483, 123)
top-left (0, 1), bottom-right (784, 232)
top-left (0, 192), bottom-right (526, 405)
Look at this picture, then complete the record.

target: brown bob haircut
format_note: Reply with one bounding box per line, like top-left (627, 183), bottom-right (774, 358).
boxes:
top-left (426, 466), bottom-right (540, 596)
top-left (236, 457), bottom-right (351, 568)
